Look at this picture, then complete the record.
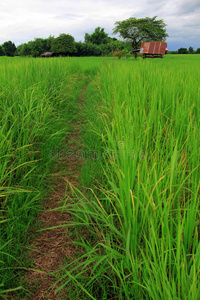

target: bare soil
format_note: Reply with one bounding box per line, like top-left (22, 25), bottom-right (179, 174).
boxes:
top-left (24, 88), bottom-right (86, 300)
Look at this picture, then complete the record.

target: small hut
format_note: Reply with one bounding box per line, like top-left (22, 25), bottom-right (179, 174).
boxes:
top-left (140, 42), bottom-right (167, 58)
top-left (129, 41), bottom-right (168, 59)
top-left (40, 52), bottom-right (53, 57)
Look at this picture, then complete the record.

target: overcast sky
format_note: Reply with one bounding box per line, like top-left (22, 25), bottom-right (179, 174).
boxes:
top-left (0, 0), bottom-right (200, 51)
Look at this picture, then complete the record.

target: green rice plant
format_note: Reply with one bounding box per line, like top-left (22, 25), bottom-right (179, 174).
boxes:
top-left (0, 56), bottom-right (100, 297)
top-left (59, 55), bottom-right (200, 299)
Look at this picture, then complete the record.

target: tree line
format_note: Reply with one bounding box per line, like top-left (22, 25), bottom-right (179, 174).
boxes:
top-left (0, 16), bottom-right (199, 58)
top-left (169, 47), bottom-right (200, 54)
top-left (0, 28), bottom-right (132, 58)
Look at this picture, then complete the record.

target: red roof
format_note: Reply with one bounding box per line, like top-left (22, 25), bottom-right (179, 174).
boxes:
top-left (140, 42), bottom-right (167, 55)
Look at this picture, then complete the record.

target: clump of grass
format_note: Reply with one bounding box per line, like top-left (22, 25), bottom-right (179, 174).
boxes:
top-left (58, 56), bottom-right (200, 299)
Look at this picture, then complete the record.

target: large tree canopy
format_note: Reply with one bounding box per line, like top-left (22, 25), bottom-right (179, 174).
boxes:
top-left (2, 41), bottom-right (16, 57)
top-left (51, 33), bottom-right (76, 56)
top-left (84, 27), bottom-right (109, 45)
top-left (113, 16), bottom-right (168, 52)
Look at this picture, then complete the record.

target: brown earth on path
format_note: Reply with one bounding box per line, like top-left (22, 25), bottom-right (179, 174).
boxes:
top-left (24, 88), bottom-right (87, 300)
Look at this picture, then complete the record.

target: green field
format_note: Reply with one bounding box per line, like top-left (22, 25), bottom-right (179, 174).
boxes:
top-left (0, 55), bottom-right (199, 299)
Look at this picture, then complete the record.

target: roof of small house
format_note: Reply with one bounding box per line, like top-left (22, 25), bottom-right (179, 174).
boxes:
top-left (40, 52), bottom-right (53, 56)
top-left (140, 42), bottom-right (167, 55)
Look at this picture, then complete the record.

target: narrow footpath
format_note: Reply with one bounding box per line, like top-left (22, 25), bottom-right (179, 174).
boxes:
top-left (25, 86), bottom-right (87, 300)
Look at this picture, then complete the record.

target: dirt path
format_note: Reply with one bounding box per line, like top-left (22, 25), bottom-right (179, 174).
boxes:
top-left (25, 87), bottom-right (86, 300)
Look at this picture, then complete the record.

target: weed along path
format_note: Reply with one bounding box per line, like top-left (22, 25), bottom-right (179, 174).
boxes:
top-left (25, 85), bottom-right (87, 300)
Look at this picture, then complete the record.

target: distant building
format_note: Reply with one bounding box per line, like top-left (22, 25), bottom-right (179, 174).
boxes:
top-left (40, 52), bottom-right (53, 57)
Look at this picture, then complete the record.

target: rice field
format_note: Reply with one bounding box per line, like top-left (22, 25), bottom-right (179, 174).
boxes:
top-left (0, 55), bottom-right (199, 299)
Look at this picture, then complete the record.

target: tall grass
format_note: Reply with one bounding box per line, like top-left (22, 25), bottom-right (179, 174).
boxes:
top-left (58, 55), bottom-right (200, 299)
top-left (0, 56), bottom-right (94, 297)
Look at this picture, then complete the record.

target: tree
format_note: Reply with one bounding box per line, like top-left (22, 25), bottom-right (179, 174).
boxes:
top-left (178, 48), bottom-right (188, 54)
top-left (100, 40), bottom-right (132, 56)
top-left (16, 43), bottom-right (32, 56)
top-left (2, 41), bottom-right (16, 56)
top-left (188, 46), bottom-right (194, 54)
top-left (74, 42), bottom-right (102, 56)
top-left (113, 16), bottom-right (168, 57)
top-left (51, 33), bottom-right (76, 56)
top-left (46, 35), bottom-right (54, 51)
top-left (16, 36), bottom-right (54, 57)
top-left (84, 33), bottom-right (91, 43)
top-left (15, 44), bottom-right (23, 56)
top-left (0, 46), bottom-right (4, 56)
top-left (196, 48), bottom-right (200, 54)
top-left (27, 38), bottom-right (51, 57)
top-left (168, 50), bottom-right (178, 54)
top-left (84, 27), bottom-right (109, 45)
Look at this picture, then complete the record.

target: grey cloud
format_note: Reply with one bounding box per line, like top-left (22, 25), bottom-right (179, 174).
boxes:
top-left (179, 0), bottom-right (200, 15)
